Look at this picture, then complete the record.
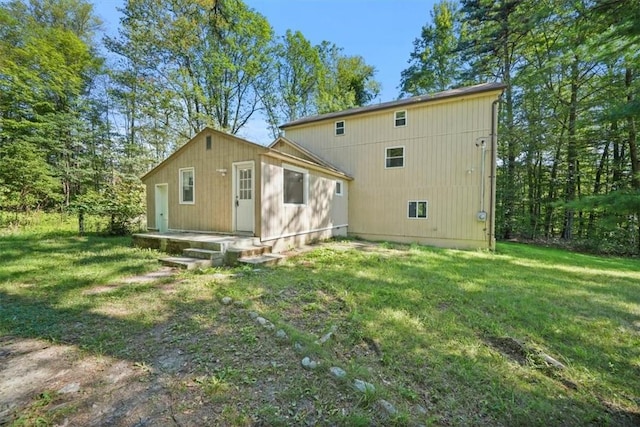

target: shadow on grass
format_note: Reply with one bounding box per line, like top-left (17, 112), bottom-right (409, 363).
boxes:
top-left (1, 235), bottom-right (639, 425)
top-left (256, 242), bottom-right (640, 425)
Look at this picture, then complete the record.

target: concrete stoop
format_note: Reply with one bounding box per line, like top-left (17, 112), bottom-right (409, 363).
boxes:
top-left (159, 243), bottom-right (281, 269)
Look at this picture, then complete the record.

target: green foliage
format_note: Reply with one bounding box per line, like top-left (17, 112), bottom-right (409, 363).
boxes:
top-left (0, 140), bottom-right (61, 212)
top-left (72, 174), bottom-right (145, 235)
top-left (400, 0), bottom-right (464, 95)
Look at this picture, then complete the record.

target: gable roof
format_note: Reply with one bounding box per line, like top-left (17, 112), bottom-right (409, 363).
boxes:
top-left (140, 127), bottom-right (352, 182)
top-left (268, 136), bottom-right (352, 179)
top-left (141, 127), bottom-right (268, 181)
top-left (279, 82), bottom-right (506, 129)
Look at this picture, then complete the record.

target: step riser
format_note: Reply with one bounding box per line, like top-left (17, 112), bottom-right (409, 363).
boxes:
top-left (160, 257), bottom-right (213, 270)
top-left (183, 249), bottom-right (224, 260)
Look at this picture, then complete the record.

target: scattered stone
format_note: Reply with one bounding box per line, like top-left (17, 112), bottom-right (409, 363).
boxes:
top-left (329, 366), bottom-right (347, 379)
top-left (294, 342), bottom-right (304, 353)
top-left (378, 399), bottom-right (397, 415)
top-left (275, 329), bottom-right (288, 340)
top-left (58, 383), bottom-right (80, 394)
top-left (220, 296), bottom-right (232, 305)
top-left (315, 325), bottom-right (338, 345)
top-left (255, 317), bottom-right (275, 330)
top-left (248, 311), bottom-right (259, 320)
top-left (301, 357), bottom-right (319, 370)
top-left (415, 404), bottom-right (428, 415)
top-left (541, 352), bottom-right (565, 369)
top-left (353, 379), bottom-right (375, 393)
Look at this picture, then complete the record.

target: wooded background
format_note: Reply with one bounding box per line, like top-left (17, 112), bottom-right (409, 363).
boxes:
top-left (1, 0), bottom-right (638, 255)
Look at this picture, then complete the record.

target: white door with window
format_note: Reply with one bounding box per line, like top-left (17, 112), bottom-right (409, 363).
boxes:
top-left (155, 184), bottom-right (169, 232)
top-left (233, 162), bottom-right (254, 233)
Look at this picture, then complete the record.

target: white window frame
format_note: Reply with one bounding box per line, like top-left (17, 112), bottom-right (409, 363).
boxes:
top-left (385, 146), bottom-right (405, 169)
top-left (408, 200), bottom-right (428, 219)
top-left (179, 167), bottom-right (195, 204)
top-left (335, 180), bottom-right (344, 196)
top-left (335, 120), bottom-right (345, 136)
top-left (394, 110), bottom-right (407, 127)
top-left (283, 164), bottom-right (308, 206)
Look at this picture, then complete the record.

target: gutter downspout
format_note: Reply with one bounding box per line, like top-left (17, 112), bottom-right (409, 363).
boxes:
top-left (489, 97), bottom-right (502, 251)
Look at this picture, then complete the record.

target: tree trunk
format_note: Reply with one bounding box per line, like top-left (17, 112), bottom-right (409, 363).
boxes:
top-left (561, 58), bottom-right (580, 240)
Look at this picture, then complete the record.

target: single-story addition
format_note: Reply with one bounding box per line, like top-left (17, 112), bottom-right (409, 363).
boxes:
top-left (139, 82), bottom-right (505, 262)
top-left (139, 128), bottom-right (352, 255)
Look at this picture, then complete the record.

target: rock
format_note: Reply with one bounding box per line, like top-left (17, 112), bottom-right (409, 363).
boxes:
top-left (329, 366), bottom-right (347, 379)
top-left (353, 379), bottom-right (375, 393)
top-left (378, 399), bottom-right (398, 415)
top-left (58, 383), bottom-right (80, 394)
top-left (248, 311), bottom-right (259, 320)
top-left (315, 325), bottom-right (338, 345)
top-left (301, 357), bottom-right (319, 370)
top-left (378, 399), bottom-right (397, 415)
top-left (294, 342), bottom-right (304, 353)
top-left (256, 317), bottom-right (275, 330)
top-left (415, 404), bottom-right (428, 415)
top-left (221, 296), bottom-right (232, 305)
top-left (276, 329), bottom-right (288, 340)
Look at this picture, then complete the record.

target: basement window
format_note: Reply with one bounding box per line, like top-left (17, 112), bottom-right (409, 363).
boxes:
top-left (283, 164), bottom-right (308, 205)
top-left (335, 120), bottom-right (345, 136)
top-left (385, 146), bottom-right (405, 168)
top-left (408, 201), bottom-right (428, 219)
top-left (179, 167), bottom-right (194, 204)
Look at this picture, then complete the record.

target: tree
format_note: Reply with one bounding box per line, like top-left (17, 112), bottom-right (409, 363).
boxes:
top-left (261, 30), bottom-right (322, 137)
top-left (0, 0), bottom-right (104, 213)
top-left (400, 0), bottom-right (464, 96)
top-left (316, 42), bottom-right (380, 114)
top-left (107, 0), bottom-right (274, 143)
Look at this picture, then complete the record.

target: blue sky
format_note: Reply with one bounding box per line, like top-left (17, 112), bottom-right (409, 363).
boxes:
top-left (92, 0), bottom-right (437, 143)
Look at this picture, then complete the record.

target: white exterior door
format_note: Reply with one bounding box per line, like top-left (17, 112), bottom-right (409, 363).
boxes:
top-left (234, 162), bottom-right (254, 233)
top-left (155, 184), bottom-right (169, 232)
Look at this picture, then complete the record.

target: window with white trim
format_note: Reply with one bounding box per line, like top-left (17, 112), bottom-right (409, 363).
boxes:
top-left (408, 201), bottom-right (428, 219)
top-left (335, 120), bottom-right (345, 136)
top-left (335, 180), bottom-right (343, 196)
top-left (385, 146), bottom-right (405, 168)
top-left (179, 167), bottom-right (194, 204)
top-left (283, 164), bottom-right (308, 205)
top-left (394, 110), bottom-right (406, 127)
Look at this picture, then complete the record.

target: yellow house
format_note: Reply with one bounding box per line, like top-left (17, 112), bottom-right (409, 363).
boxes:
top-left (279, 82), bottom-right (505, 250)
top-left (140, 82), bottom-right (504, 258)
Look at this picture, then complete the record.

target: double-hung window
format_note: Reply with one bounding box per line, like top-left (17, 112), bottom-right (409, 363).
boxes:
top-left (179, 167), bottom-right (194, 204)
top-left (385, 146), bottom-right (405, 168)
top-left (394, 110), bottom-right (407, 127)
top-left (335, 120), bottom-right (345, 136)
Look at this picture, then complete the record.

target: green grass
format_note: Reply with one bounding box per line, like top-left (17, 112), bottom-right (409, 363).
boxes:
top-left (1, 215), bottom-right (639, 426)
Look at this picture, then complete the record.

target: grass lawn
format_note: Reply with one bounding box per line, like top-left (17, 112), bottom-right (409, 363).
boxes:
top-left (1, 215), bottom-right (639, 426)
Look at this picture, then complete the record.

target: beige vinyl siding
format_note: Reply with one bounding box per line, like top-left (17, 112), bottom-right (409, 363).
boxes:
top-left (143, 129), bottom-right (265, 234)
top-left (260, 155), bottom-right (348, 243)
top-left (283, 91), bottom-right (501, 249)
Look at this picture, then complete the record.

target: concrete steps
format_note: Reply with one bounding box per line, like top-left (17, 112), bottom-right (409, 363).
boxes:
top-left (159, 241), bottom-right (282, 269)
top-left (159, 256), bottom-right (214, 270)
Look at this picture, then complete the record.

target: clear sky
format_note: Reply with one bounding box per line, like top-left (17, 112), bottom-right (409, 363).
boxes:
top-left (92, 0), bottom-right (437, 143)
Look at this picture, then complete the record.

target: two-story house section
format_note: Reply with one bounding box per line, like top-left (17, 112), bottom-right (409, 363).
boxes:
top-left (278, 82), bottom-right (506, 250)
